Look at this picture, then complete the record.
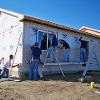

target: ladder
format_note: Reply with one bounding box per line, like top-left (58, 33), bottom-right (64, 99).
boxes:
top-left (82, 44), bottom-right (100, 77)
top-left (42, 47), bottom-right (65, 77)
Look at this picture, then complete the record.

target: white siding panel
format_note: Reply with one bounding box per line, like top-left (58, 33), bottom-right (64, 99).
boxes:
top-left (0, 11), bottom-right (23, 64)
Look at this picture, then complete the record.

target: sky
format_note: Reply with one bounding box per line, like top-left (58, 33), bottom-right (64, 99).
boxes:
top-left (0, 0), bottom-right (100, 30)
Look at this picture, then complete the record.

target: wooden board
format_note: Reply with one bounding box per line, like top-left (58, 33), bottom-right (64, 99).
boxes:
top-left (44, 62), bottom-right (86, 66)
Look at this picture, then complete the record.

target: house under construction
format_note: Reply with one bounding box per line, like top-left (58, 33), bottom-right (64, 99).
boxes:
top-left (0, 8), bottom-right (100, 78)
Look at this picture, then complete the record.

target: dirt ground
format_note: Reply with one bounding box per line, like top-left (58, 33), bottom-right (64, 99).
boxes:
top-left (0, 72), bottom-right (100, 100)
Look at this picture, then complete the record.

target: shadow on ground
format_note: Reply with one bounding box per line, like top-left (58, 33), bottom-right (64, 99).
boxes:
top-left (41, 71), bottom-right (100, 84)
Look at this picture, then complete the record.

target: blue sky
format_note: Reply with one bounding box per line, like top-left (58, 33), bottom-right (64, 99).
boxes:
top-left (0, 0), bottom-right (100, 30)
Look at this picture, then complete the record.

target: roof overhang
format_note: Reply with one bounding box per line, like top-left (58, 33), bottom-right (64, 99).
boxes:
top-left (0, 8), bottom-right (24, 19)
top-left (20, 16), bottom-right (100, 39)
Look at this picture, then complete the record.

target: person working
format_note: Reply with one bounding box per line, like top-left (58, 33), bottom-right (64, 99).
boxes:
top-left (79, 37), bottom-right (86, 62)
top-left (52, 34), bottom-right (58, 48)
top-left (60, 39), bottom-right (70, 62)
top-left (0, 55), bottom-right (15, 78)
top-left (40, 35), bottom-right (51, 50)
top-left (51, 34), bottom-right (58, 62)
top-left (29, 42), bottom-right (42, 80)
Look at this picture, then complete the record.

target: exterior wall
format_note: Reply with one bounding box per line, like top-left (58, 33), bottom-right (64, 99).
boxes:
top-left (22, 22), bottom-right (36, 72)
top-left (0, 10), bottom-right (23, 75)
top-left (23, 21), bottom-right (100, 73)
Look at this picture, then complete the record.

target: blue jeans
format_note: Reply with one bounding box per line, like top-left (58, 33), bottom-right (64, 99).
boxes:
top-left (29, 59), bottom-right (39, 80)
top-left (63, 49), bottom-right (70, 62)
top-left (80, 48), bottom-right (86, 62)
top-left (0, 67), bottom-right (9, 78)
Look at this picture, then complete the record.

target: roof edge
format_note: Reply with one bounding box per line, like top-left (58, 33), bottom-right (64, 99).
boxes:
top-left (21, 16), bottom-right (100, 39)
top-left (0, 8), bottom-right (24, 19)
top-left (80, 26), bottom-right (100, 33)
top-left (1, 8), bottom-right (100, 39)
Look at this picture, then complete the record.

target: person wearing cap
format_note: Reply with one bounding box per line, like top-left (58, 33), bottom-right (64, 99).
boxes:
top-left (29, 42), bottom-right (42, 80)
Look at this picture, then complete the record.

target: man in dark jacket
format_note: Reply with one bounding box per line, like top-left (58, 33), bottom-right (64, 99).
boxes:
top-left (29, 42), bottom-right (42, 80)
top-left (52, 35), bottom-right (58, 48)
top-left (40, 35), bottom-right (51, 50)
top-left (79, 37), bottom-right (86, 62)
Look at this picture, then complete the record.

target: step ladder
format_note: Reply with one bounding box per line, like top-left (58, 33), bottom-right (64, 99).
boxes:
top-left (82, 44), bottom-right (100, 77)
top-left (42, 47), bottom-right (65, 77)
